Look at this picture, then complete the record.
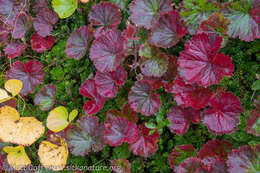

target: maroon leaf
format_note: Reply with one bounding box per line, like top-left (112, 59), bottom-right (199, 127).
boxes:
top-left (0, 99), bottom-right (17, 109)
top-left (198, 139), bottom-right (233, 161)
top-left (12, 12), bottom-right (31, 39)
top-left (30, 32), bottom-right (55, 53)
top-left (33, 8), bottom-right (58, 37)
top-left (89, 2), bottom-right (121, 37)
top-left (4, 42), bottom-right (26, 58)
top-left (246, 98), bottom-right (260, 136)
top-left (111, 158), bottom-right (131, 173)
top-left (107, 104), bottom-right (139, 123)
top-left (167, 106), bottom-right (201, 135)
top-left (174, 157), bottom-right (203, 173)
top-left (0, 25), bottom-right (9, 45)
top-left (66, 26), bottom-right (94, 60)
top-left (203, 92), bottom-right (243, 135)
top-left (90, 29), bottom-right (126, 72)
top-left (104, 114), bottom-right (138, 146)
top-left (226, 143), bottom-right (260, 173)
top-left (128, 80), bottom-right (161, 116)
top-left (129, 0), bottom-right (172, 29)
top-left (178, 33), bottom-right (234, 86)
top-left (66, 115), bottom-right (106, 156)
top-left (129, 123), bottom-right (159, 157)
top-left (33, 0), bottom-right (49, 14)
top-left (168, 144), bottom-right (197, 169)
top-left (34, 84), bottom-right (57, 111)
top-left (149, 11), bottom-right (187, 48)
top-left (171, 76), bottom-right (212, 109)
top-left (6, 60), bottom-right (45, 96)
top-left (79, 79), bottom-right (107, 115)
top-left (95, 66), bottom-right (127, 98)
top-left (140, 52), bottom-right (169, 78)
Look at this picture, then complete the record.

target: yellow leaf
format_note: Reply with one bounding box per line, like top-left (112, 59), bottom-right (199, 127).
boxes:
top-left (47, 106), bottom-right (69, 132)
top-left (0, 106), bottom-right (45, 146)
top-left (0, 88), bottom-right (10, 103)
top-left (80, 0), bottom-right (89, 3)
top-left (5, 79), bottom-right (23, 97)
top-left (47, 107), bottom-right (78, 132)
top-left (38, 136), bottom-right (68, 171)
top-left (3, 146), bottom-right (31, 170)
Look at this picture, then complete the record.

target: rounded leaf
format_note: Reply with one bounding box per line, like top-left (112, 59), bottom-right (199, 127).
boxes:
top-left (4, 42), bottom-right (26, 59)
top-left (52, 0), bottom-right (78, 19)
top-left (128, 80), bottom-right (161, 116)
top-left (178, 33), bottom-right (234, 86)
top-left (47, 106), bottom-right (69, 133)
top-left (129, 123), bottom-right (160, 157)
top-left (246, 106), bottom-right (260, 136)
top-left (90, 29), bottom-right (126, 72)
top-left (175, 157), bottom-right (203, 173)
top-left (129, 0), bottom-right (172, 29)
top-left (34, 84), bottom-right (57, 111)
top-left (203, 92), bottom-right (243, 135)
top-left (4, 79), bottom-right (23, 97)
top-left (12, 12), bottom-right (31, 39)
top-left (6, 60), bottom-right (45, 96)
top-left (66, 26), bottom-right (94, 60)
top-left (149, 11), bottom-right (187, 48)
top-left (30, 32), bottom-right (55, 53)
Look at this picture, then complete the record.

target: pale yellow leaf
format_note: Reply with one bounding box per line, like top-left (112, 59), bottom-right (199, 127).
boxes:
top-left (4, 79), bottom-right (23, 96)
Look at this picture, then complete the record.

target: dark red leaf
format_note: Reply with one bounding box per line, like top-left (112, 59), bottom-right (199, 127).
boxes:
top-left (66, 115), bottom-right (106, 156)
top-left (66, 26), bottom-right (94, 60)
top-left (226, 143), bottom-right (260, 173)
top-left (149, 11), bottom-right (187, 48)
top-left (33, 0), bottom-right (49, 14)
top-left (4, 42), bottom-right (26, 58)
top-left (0, 99), bottom-right (17, 109)
top-left (111, 158), bottom-right (131, 173)
top-left (174, 157), bottom-right (203, 173)
top-left (203, 92), bottom-right (243, 135)
top-left (104, 114), bottom-right (138, 146)
top-left (90, 29), bottom-right (126, 72)
top-left (128, 80), bottom-right (161, 116)
top-left (79, 79), bottom-right (107, 115)
top-left (33, 8), bottom-right (58, 37)
top-left (171, 76), bottom-right (212, 109)
top-left (34, 84), bottom-right (57, 111)
top-left (107, 104), bottom-right (139, 123)
top-left (167, 106), bottom-right (201, 135)
top-left (198, 139), bottom-right (233, 161)
top-left (95, 66), bottom-right (127, 98)
top-left (129, 123), bottom-right (159, 157)
top-left (246, 97), bottom-right (260, 136)
top-left (89, 2), bottom-right (121, 37)
top-left (178, 33), bottom-right (234, 86)
top-left (30, 32), bottom-right (55, 53)
top-left (168, 144), bottom-right (196, 169)
top-left (6, 60), bottom-right (45, 96)
top-left (129, 0), bottom-right (172, 29)
top-left (12, 12), bottom-right (31, 39)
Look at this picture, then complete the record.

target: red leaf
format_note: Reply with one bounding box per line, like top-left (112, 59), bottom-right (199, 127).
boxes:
top-left (149, 11), bottom-right (187, 48)
top-left (198, 139), bottom-right (233, 161)
top-left (66, 115), bottom-right (106, 156)
top-left (171, 76), bottom-right (212, 109)
top-left (66, 26), bottom-right (94, 60)
top-left (203, 92), bottom-right (243, 135)
top-left (129, 0), bottom-right (172, 29)
top-left (4, 42), bottom-right (26, 58)
top-left (33, 8), bottom-right (58, 37)
top-left (90, 29), bottom-right (126, 72)
top-left (95, 66), bottom-right (127, 98)
top-left (30, 32), bottom-right (55, 53)
top-left (89, 2), bottom-right (121, 38)
top-left (128, 80), bottom-right (161, 116)
top-left (226, 143), bottom-right (260, 173)
top-left (246, 97), bottom-right (260, 136)
top-left (178, 33), bottom-right (234, 86)
top-left (12, 12), bottom-right (31, 39)
top-left (107, 104), bottom-right (139, 123)
top-left (168, 144), bottom-right (197, 169)
top-left (79, 79), bottom-right (107, 115)
top-left (175, 157), bottom-right (203, 173)
top-left (104, 114), bottom-right (138, 146)
top-left (111, 158), bottom-right (131, 173)
top-left (6, 60), bottom-right (45, 96)
top-left (167, 106), bottom-right (201, 135)
top-left (129, 123), bottom-right (159, 157)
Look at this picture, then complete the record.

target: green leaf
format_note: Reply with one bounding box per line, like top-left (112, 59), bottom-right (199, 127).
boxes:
top-left (69, 109), bottom-right (78, 122)
top-left (52, 0), bottom-right (78, 19)
top-left (252, 80), bottom-right (260, 90)
top-left (145, 122), bottom-right (157, 129)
